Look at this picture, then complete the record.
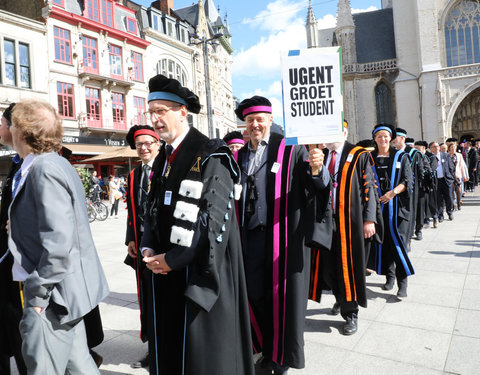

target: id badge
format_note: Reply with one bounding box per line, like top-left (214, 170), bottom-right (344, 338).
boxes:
top-left (164, 191), bottom-right (172, 206)
top-left (271, 162), bottom-right (281, 174)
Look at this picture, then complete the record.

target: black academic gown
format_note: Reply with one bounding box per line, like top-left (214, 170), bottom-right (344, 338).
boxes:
top-left (124, 164), bottom-right (151, 342)
top-left (141, 127), bottom-right (254, 375)
top-left (236, 132), bottom-right (330, 369)
top-left (309, 143), bottom-right (383, 309)
top-left (405, 146), bottom-right (423, 247)
top-left (0, 157), bottom-right (26, 375)
top-left (371, 147), bottom-right (415, 278)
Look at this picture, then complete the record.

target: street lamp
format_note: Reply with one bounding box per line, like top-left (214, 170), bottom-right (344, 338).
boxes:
top-left (190, 32), bottom-right (223, 139)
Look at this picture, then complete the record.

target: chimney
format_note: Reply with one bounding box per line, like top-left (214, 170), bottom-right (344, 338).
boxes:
top-left (152, 0), bottom-right (174, 15)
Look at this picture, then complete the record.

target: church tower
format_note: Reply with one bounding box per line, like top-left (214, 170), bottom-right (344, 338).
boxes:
top-left (306, 0), bottom-right (319, 48)
top-left (382, 0), bottom-right (393, 8)
top-left (335, 0), bottom-right (357, 65)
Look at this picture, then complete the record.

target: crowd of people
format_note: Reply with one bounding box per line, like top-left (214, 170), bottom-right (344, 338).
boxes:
top-left (0, 74), bottom-right (478, 375)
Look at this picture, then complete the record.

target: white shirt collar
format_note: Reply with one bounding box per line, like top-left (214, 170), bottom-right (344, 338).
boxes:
top-left (169, 127), bottom-right (190, 152)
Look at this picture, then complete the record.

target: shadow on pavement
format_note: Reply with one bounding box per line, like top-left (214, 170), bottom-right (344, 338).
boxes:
top-left (429, 250), bottom-right (480, 257)
top-left (305, 317), bottom-right (343, 334)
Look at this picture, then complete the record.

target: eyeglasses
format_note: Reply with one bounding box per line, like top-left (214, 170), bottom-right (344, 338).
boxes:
top-left (143, 105), bottom-right (181, 121)
top-left (135, 141), bottom-right (158, 149)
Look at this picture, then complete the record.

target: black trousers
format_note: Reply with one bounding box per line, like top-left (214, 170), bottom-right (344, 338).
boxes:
top-left (322, 230), bottom-right (359, 320)
top-left (436, 178), bottom-right (453, 217)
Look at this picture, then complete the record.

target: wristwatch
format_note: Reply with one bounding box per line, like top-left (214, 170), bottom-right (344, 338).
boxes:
top-left (393, 188), bottom-right (399, 195)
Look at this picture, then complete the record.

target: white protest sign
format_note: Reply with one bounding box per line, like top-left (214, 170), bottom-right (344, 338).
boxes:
top-left (281, 47), bottom-right (344, 145)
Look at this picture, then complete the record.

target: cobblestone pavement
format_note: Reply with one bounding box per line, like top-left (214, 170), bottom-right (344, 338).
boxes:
top-left (11, 190), bottom-right (480, 374)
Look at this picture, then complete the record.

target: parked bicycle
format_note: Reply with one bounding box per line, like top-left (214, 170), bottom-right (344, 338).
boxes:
top-left (86, 190), bottom-right (108, 222)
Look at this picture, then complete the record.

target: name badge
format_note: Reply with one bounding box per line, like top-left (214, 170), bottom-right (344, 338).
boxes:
top-left (346, 154), bottom-right (353, 163)
top-left (164, 191), bottom-right (172, 206)
top-left (271, 162), bottom-right (281, 174)
top-left (396, 162), bottom-right (401, 169)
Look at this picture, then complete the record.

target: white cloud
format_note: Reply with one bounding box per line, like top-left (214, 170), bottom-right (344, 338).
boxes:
top-left (242, 0), bottom-right (308, 32)
top-left (352, 6), bottom-right (378, 14)
top-left (233, 0), bottom-right (308, 78)
top-left (316, 14), bottom-right (337, 29)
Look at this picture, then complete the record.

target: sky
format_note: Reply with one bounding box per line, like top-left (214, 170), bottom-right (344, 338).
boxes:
top-left (138, 0), bottom-right (381, 123)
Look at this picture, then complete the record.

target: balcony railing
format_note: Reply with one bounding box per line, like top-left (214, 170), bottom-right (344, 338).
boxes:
top-left (343, 59), bottom-right (398, 74)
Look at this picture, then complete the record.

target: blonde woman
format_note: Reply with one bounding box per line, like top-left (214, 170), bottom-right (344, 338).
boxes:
top-left (108, 175), bottom-right (122, 218)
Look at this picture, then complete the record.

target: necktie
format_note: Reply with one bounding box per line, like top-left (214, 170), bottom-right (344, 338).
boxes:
top-left (328, 150), bottom-right (337, 176)
top-left (142, 164), bottom-right (150, 195)
top-left (12, 169), bottom-right (22, 198)
top-left (165, 144), bottom-right (173, 160)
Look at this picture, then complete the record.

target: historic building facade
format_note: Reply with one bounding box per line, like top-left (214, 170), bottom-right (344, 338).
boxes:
top-left (0, 0), bottom-right (235, 176)
top-left (307, 0), bottom-right (480, 143)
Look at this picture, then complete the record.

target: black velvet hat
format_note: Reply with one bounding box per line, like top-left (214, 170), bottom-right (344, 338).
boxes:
top-left (414, 141), bottom-right (423, 146)
top-left (395, 128), bottom-right (407, 138)
top-left (2, 102), bottom-right (16, 125)
top-left (372, 123), bottom-right (396, 139)
top-left (148, 74), bottom-right (200, 114)
top-left (126, 125), bottom-right (159, 150)
top-left (223, 131), bottom-right (245, 145)
top-left (356, 139), bottom-right (376, 149)
top-left (446, 137), bottom-right (458, 143)
top-left (405, 137), bottom-right (415, 144)
top-left (235, 96), bottom-right (272, 121)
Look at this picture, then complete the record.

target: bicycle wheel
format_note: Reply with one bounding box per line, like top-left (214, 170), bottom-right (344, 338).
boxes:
top-left (87, 204), bottom-right (96, 223)
top-left (94, 202), bottom-right (109, 221)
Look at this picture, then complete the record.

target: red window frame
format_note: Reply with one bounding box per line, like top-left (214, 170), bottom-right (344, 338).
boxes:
top-left (82, 36), bottom-right (99, 74)
top-left (112, 92), bottom-right (126, 130)
top-left (127, 17), bottom-right (137, 34)
top-left (101, 0), bottom-right (114, 28)
top-left (53, 26), bottom-right (72, 64)
top-left (52, 0), bottom-right (65, 7)
top-left (131, 51), bottom-right (143, 82)
top-left (133, 96), bottom-right (146, 125)
top-left (85, 87), bottom-right (102, 128)
top-left (57, 82), bottom-right (75, 119)
top-left (85, 0), bottom-right (100, 23)
top-left (109, 44), bottom-right (123, 79)
top-left (85, 0), bottom-right (114, 27)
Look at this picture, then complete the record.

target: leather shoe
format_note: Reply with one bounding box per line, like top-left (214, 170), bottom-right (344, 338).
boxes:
top-left (343, 315), bottom-right (358, 335)
top-left (90, 350), bottom-right (103, 368)
top-left (432, 218), bottom-right (438, 228)
top-left (415, 231), bottom-right (423, 240)
top-left (438, 216), bottom-right (444, 223)
top-left (448, 213), bottom-right (454, 221)
top-left (131, 353), bottom-right (149, 369)
top-left (397, 286), bottom-right (408, 299)
top-left (382, 278), bottom-right (394, 291)
top-left (331, 302), bottom-right (341, 316)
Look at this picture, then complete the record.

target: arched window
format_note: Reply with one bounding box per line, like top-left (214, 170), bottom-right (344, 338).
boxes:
top-left (445, 0), bottom-right (480, 66)
top-left (375, 82), bottom-right (394, 125)
top-left (157, 58), bottom-right (187, 86)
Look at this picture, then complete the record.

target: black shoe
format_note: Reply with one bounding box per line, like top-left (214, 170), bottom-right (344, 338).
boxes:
top-left (433, 218), bottom-right (438, 228)
top-left (438, 216), bottom-right (444, 223)
top-left (397, 286), bottom-right (408, 299)
top-left (255, 356), bottom-right (273, 375)
top-left (415, 231), bottom-right (423, 240)
top-left (383, 278), bottom-right (395, 291)
top-left (448, 213), bottom-right (454, 221)
top-left (272, 362), bottom-right (289, 375)
top-left (331, 302), bottom-right (341, 316)
top-left (131, 353), bottom-right (149, 369)
top-left (343, 315), bottom-right (358, 336)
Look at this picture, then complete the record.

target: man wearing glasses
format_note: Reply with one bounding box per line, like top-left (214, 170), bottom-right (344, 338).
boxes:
top-left (139, 74), bottom-right (254, 375)
top-left (124, 124), bottom-right (160, 369)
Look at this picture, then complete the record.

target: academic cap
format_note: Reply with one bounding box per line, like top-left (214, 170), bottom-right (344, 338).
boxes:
top-left (235, 96), bottom-right (272, 121)
top-left (223, 131), bottom-right (245, 146)
top-left (2, 102), bottom-right (16, 124)
top-left (372, 123), bottom-right (396, 139)
top-left (148, 74), bottom-right (200, 114)
top-left (126, 125), bottom-right (159, 150)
